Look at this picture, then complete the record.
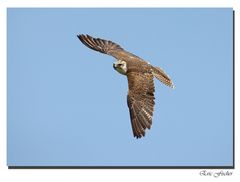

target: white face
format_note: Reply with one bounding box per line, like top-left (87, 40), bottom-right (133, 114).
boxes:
top-left (113, 60), bottom-right (127, 75)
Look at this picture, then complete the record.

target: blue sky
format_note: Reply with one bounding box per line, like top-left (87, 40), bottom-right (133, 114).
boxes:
top-left (7, 8), bottom-right (233, 166)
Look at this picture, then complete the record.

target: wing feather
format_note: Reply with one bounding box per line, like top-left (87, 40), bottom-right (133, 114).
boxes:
top-left (127, 72), bottom-right (155, 138)
top-left (77, 34), bottom-right (126, 59)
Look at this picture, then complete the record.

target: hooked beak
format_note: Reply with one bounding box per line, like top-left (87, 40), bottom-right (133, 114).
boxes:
top-left (113, 63), bottom-right (116, 69)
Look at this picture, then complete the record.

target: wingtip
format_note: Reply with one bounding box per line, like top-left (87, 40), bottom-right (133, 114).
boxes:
top-left (134, 134), bottom-right (145, 139)
top-left (135, 136), bottom-right (140, 139)
top-left (86, 34), bottom-right (93, 39)
top-left (77, 34), bottom-right (88, 43)
top-left (77, 34), bottom-right (95, 43)
top-left (77, 34), bottom-right (87, 39)
top-left (77, 34), bottom-right (82, 40)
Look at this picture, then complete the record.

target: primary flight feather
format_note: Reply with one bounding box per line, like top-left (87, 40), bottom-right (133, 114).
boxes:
top-left (77, 34), bottom-right (174, 139)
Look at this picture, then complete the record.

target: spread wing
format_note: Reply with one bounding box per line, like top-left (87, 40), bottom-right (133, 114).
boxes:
top-left (127, 72), bottom-right (155, 138)
top-left (77, 34), bottom-right (139, 60)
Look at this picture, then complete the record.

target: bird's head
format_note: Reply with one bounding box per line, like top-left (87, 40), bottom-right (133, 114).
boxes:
top-left (113, 60), bottom-right (127, 75)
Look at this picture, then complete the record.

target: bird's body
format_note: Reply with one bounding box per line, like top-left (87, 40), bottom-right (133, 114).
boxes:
top-left (77, 34), bottom-right (174, 138)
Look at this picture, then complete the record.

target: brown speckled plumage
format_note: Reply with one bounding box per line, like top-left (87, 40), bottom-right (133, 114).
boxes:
top-left (77, 34), bottom-right (174, 138)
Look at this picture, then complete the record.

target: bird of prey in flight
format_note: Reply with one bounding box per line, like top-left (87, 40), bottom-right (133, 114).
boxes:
top-left (77, 34), bottom-right (174, 139)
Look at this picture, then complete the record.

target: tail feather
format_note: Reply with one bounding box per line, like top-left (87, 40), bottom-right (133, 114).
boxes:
top-left (151, 66), bottom-right (175, 89)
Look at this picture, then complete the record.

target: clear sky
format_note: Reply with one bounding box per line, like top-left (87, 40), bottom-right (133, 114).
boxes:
top-left (7, 8), bottom-right (233, 167)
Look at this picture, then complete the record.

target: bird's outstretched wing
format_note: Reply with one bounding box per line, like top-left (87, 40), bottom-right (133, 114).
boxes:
top-left (77, 34), bottom-right (139, 60)
top-left (127, 72), bottom-right (155, 138)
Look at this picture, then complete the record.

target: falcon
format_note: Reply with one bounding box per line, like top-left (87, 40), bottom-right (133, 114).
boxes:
top-left (77, 34), bottom-right (174, 139)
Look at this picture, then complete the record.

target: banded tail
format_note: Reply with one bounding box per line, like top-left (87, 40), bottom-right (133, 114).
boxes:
top-left (151, 66), bottom-right (175, 89)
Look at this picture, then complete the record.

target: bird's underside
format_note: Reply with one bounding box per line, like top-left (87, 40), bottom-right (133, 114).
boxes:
top-left (77, 34), bottom-right (174, 138)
